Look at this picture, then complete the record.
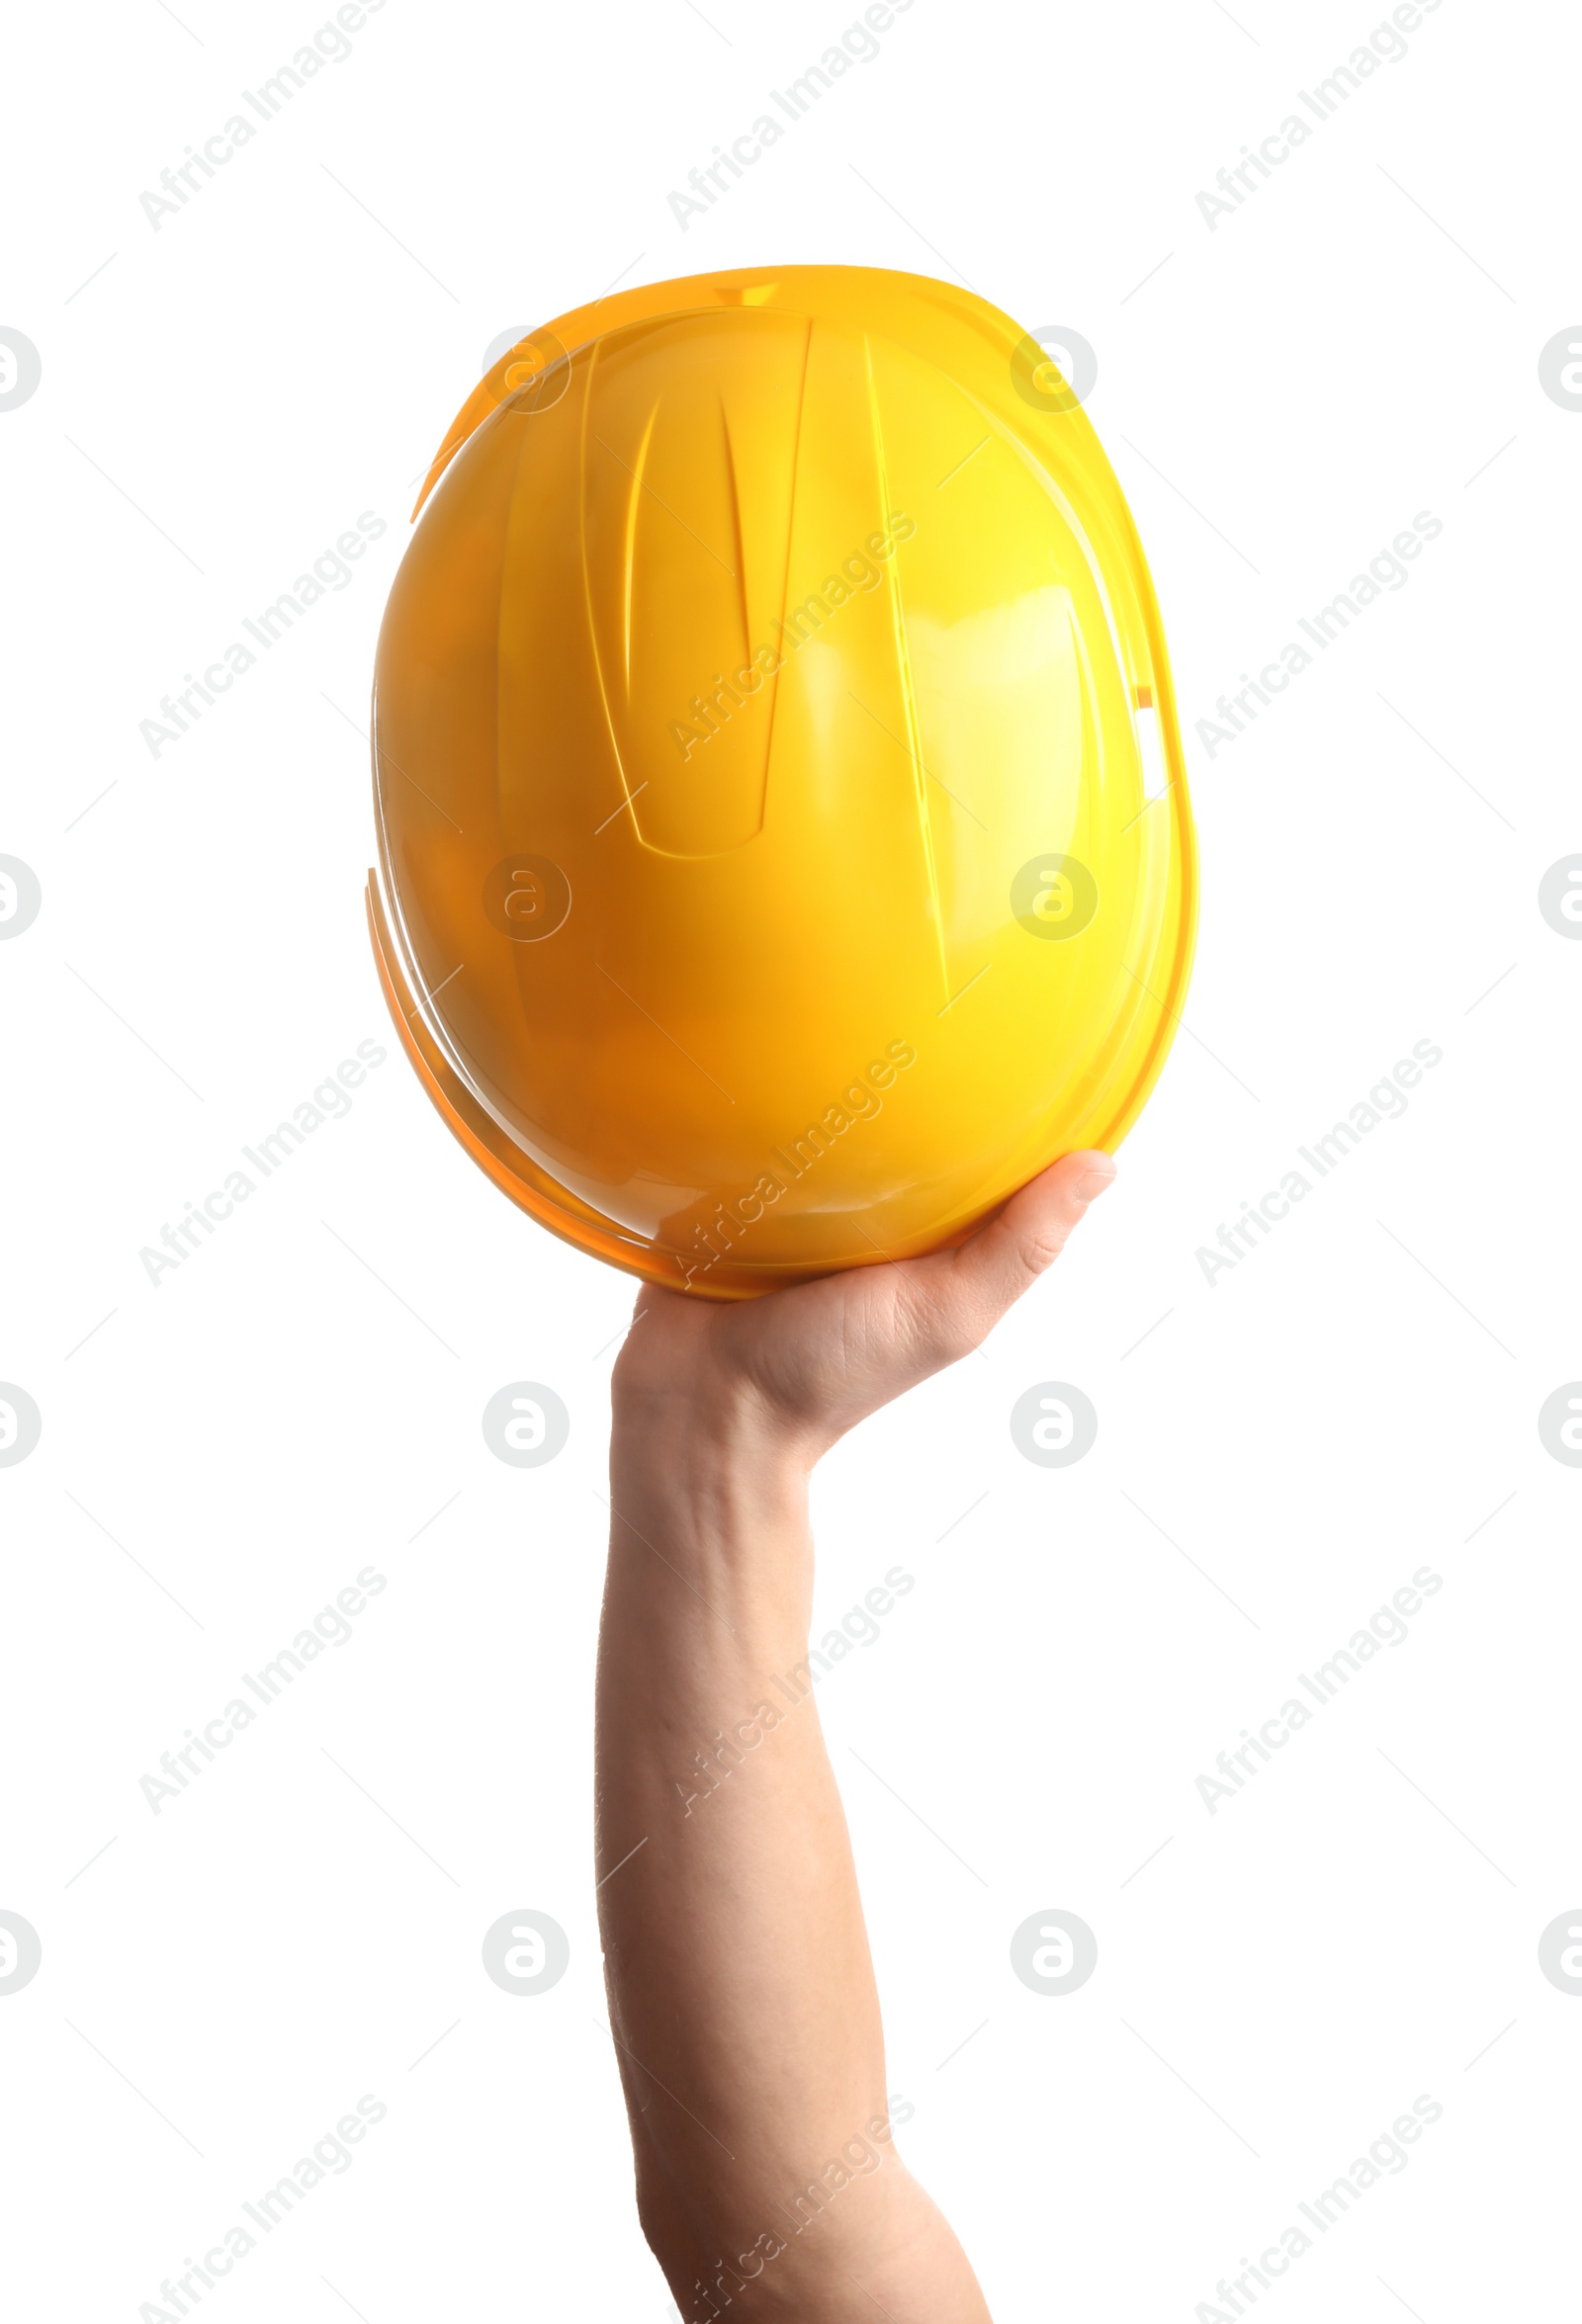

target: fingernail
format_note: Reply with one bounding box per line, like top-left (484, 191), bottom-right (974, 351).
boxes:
top-left (1077, 1168), bottom-right (1114, 1202)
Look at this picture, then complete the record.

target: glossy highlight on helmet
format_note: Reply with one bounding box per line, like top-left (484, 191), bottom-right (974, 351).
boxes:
top-left (368, 264), bottom-right (1197, 1298)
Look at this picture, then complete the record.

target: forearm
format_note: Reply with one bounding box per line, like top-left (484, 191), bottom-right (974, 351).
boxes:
top-left (595, 1404), bottom-right (990, 2317)
top-left (595, 1408), bottom-right (888, 2214)
top-left (591, 1161), bottom-right (1111, 2313)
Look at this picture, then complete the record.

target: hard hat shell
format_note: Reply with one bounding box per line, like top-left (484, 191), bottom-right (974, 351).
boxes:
top-left (368, 264), bottom-right (1196, 1298)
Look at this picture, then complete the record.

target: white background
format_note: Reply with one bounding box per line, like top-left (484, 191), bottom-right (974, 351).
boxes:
top-left (3, 1), bottom-right (1580, 2317)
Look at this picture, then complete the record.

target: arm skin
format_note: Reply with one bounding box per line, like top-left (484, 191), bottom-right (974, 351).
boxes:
top-left (595, 1150), bottom-right (1114, 2323)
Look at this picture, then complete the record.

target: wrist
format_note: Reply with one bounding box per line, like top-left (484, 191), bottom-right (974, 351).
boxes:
top-left (610, 1409), bottom-right (811, 1517)
top-left (606, 1415), bottom-right (815, 1648)
top-left (610, 1383), bottom-right (812, 1537)
top-left (612, 1354), bottom-right (811, 1469)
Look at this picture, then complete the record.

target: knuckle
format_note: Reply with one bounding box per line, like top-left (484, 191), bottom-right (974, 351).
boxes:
top-left (1016, 1224), bottom-right (1069, 1278)
top-left (895, 1278), bottom-right (974, 1366)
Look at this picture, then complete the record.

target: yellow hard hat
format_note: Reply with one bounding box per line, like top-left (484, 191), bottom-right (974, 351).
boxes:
top-left (367, 265), bottom-right (1196, 1298)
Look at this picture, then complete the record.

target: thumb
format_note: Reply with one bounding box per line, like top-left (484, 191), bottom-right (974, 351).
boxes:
top-left (931, 1151), bottom-right (1114, 1338)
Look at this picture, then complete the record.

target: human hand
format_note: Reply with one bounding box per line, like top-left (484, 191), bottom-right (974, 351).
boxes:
top-left (610, 1150), bottom-right (1115, 1470)
top-left (599, 1159), bottom-right (1115, 2322)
